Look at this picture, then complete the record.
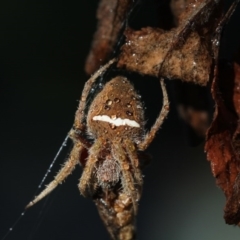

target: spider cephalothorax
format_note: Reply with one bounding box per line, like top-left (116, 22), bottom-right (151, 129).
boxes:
top-left (26, 59), bottom-right (169, 240)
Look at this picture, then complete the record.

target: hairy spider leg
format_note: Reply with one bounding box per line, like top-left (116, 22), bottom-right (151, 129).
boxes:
top-left (25, 59), bottom-right (117, 209)
top-left (69, 128), bottom-right (91, 150)
top-left (74, 58), bottom-right (116, 130)
top-left (138, 78), bottom-right (169, 151)
top-left (112, 142), bottom-right (140, 214)
top-left (78, 139), bottom-right (104, 197)
top-left (26, 142), bottom-right (84, 208)
top-left (124, 139), bottom-right (143, 188)
top-left (71, 58), bottom-right (117, 150)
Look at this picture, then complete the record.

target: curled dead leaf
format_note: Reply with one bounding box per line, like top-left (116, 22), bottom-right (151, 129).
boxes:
top-left (118, 0), bottom-right (223, 85)
top-left (85, 0), bottom-right (134, 75)
top-left (205, 61), bottom-right (240, 225)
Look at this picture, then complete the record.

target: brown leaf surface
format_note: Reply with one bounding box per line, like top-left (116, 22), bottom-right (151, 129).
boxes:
top-left (118, 0), bottom-right (223, 85)
top-left (170, 0), bottom-right (199, 26)
top-left (85, 0), bottom-right (134, 75)
top-left (205, 61), bottom-right (240, 225)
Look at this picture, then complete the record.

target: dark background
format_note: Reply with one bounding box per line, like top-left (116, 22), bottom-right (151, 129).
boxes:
top-left (1, 1), bottom-right (240, 240)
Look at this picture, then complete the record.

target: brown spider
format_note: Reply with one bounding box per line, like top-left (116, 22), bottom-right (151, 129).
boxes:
top-left (26, 58), bottom-right (169, 240)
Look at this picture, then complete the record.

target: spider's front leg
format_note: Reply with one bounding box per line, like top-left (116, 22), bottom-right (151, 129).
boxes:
top-left (26, 140), bottom-right (84, 208)
top-left (71, 59), bottom-right (117, 150)
top-left (138, 78), bottom-right (169, 151)
top-left (26, 60), bottom-right (116, 209)
top-left (74, 58), bottom-right (116, 131)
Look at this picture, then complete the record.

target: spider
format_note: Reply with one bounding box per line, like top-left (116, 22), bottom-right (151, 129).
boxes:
top-left (26, 58), bottom-right (169, 240)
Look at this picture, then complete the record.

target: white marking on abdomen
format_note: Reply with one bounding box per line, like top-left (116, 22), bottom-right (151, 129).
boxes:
top-left (93, 115), bottom-right (140, 128)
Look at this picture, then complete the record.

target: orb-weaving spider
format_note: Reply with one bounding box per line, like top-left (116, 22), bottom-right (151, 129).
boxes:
top-left (26, 58), bottom-right (169, 239)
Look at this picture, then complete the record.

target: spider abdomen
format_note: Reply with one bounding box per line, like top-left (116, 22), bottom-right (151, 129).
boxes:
top-left (87, 76), bottom-right (145, 142)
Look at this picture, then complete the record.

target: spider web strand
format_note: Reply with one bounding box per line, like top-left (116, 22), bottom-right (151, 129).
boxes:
top-left (37, 132), bottom-right (69, 189)
top-left (0, 133), bottom-right (70, 240)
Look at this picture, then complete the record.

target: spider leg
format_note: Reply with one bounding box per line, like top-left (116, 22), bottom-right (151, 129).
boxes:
top-left (69, 128), bottom-right (91, 149)
top-left (26, 141), bottom-right (84, 209)
top-left (124, 139), bottom-right (143, 189)
top-left (74, 58), bottom-right (116, 130)
top-left (71, 59), bottom-right (116, 151)
top-left (112, 142), bottom-right (140, 214)
top-left (138, 78), bottom-right (169, 151)
top-left (78, 140), bottom-right (103, 197)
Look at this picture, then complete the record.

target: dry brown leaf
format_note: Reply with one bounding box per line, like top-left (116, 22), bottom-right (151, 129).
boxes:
top-left (205, 61), bottom-right (240, 225)
top-left (85, 0), bottom-right (134, 75)
top-left (118, 0), bottom-right (223, 85)
top-left (170, 0), bottom-right (199, 26)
